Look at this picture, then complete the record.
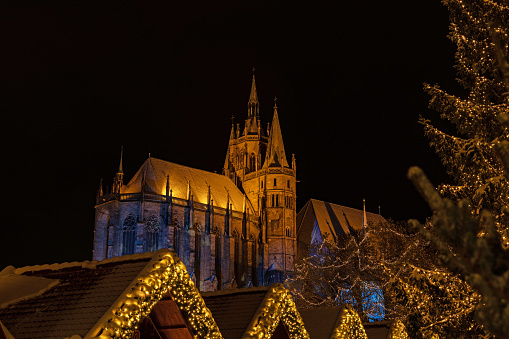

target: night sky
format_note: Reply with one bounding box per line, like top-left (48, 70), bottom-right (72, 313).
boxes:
top-left (1, 1), bottom-right (462, 269)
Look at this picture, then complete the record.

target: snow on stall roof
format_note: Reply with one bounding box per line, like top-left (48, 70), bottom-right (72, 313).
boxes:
top-left (13, 251), bottom-right (159, 275)
top-left (122, 157), bottom-right (254, 213)
top-left (0, 266), bottom-right (59, 309)
top-left (0, 253), bottom-right (156, 339)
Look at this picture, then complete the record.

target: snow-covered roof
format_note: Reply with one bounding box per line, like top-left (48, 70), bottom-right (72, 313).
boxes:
top-left (202, 284), bottom-right (309, 339)
top-left (297, 199), bottom-right (387, 252)
top-left (122, 157), bottom-right (254, 213)
top-left (0, 250), bottom-right (221, 339)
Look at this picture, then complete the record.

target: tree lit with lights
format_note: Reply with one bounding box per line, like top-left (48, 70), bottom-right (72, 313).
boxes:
top-left (408, 0), bottom-right (509, 337)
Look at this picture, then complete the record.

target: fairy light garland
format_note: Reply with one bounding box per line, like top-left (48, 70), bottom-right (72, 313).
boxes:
top-left (242, 284), bottom-right (309, 339)
top-left (387, 320), bottom-right (409, 339)
top-left (90, 249), bottom-right (222, 339)
top-left (330, 305), bottom-right (367, 339)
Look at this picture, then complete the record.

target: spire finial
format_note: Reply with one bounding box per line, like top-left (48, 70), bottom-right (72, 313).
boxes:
top-left (252, 67), bottom-right (256, 77)
top-left (274, 96), bottom-right (277, 109)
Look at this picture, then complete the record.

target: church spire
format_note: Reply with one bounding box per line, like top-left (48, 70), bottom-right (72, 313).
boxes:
top-left (118, 146), bottom-right (124, 174)
top-left (113, 146), bottom-right (124, 196)
top-left (262, 98), bottom-right (289, 168)
top-left (247, 68), bottom-right (259, 118)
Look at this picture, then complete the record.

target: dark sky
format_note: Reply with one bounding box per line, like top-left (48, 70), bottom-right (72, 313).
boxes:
top-left (1, 1), bottom-right (461, 269)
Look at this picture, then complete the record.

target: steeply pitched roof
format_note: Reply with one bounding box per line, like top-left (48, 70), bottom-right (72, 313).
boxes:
top-left (202, 288), bottom-right (268, 339)
top-left (263, 108), bottom-right (289, 168)
top-left (297, 199), bottom-right (387, 252)
top-left (0, 249), bottom-right (222, 339)
top-left (202, 284), bottom-right (309, 339)
top-left (299, 305), bottom-right (367, 339)
top-left (123, 157), bottom-right (254, 213)
top-left (298, 306), bottom-right (343, 339)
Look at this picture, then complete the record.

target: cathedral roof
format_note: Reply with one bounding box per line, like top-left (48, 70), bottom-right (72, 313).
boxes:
top-left (0, 249), bottom-right (221, 339)
top-left (296, 199), bottom-right (387, 252)
top-left (263, 108), bottom-right (289, 168)
top-left (123, 157), bottom-right (254, 213)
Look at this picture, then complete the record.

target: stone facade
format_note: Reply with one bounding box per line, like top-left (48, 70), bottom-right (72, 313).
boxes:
top-left (93, 74), bottom-right (297, 291)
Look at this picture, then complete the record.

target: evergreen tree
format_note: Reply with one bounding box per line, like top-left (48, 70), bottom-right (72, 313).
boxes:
top-left (407, 1), bottom-right (509, 336)
top-left (422, 0), bottom-right (509, 234)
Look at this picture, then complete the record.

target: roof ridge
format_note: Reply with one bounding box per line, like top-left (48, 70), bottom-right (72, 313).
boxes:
top-left (13, 251), bottom-right (157, 275)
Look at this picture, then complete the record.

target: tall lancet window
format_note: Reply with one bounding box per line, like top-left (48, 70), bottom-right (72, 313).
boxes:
top-left (144, 215), bottom-right (160, 252)
top-left (122, 214), bottom-right (137, 255)
top-left (249, 153), bottom-right (256, 172)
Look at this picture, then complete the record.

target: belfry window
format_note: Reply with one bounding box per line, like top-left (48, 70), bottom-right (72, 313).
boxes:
top-left (274, 178), bottom-right (277, 187)
top-left (249, 153), bottom-right (256, 172)
top-left (122, 214), bottom-right (137, 255)
top-left (144, 215), bottom-right (160, 252)
top-left (275, 194), bottom-right (279, 207)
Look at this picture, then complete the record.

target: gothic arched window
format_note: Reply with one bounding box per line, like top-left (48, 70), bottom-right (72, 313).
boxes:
top-left (249, 153), bottom-right (256, 172)
top-left (144, 215), bottom-right (160, 252)
top-left (122, 214), bottom-right (137, 255)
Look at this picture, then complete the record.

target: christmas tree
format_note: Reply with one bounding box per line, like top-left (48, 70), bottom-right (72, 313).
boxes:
top-left (408, 0), bottom-right (509, 336)
top-left (422, 0), bottom-right (509, 232)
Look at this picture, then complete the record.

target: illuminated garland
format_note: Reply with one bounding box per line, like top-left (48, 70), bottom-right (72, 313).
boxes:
top-left (387, 320), bottom-right (409, 339)
top-left (242, 284), bottom-right (310, 339)
top-left (330, 305), bottom-right (368, 339)
top-left (87, 249), bottom-right (222, 339)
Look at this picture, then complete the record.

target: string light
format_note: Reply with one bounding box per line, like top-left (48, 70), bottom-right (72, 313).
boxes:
top-left (89, 249), bottom-right (222, 339)
top-left (243, 284), bottom-right (310, 339)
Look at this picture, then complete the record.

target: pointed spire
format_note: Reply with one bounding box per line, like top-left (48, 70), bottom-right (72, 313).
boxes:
top-left (247, 68), bottom-right (260, 118)
top-left (118, 146), bottom-right (124, 174)
top-left (229, 117), bottom-right (235, 140)
top-left (187, 180), bottom-right (191, 201)
top-left (207, 184), bottom-right (211, 206)
top-left (249, 67), bottom-right (258, 104)
top-left (263, 101), bottom-right (289, 168)
top-left (362, 198), bottom-right (367, 229)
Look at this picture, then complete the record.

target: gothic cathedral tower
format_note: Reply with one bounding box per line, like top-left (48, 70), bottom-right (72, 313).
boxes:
top-left (223, 72), bottom-right (297, 283)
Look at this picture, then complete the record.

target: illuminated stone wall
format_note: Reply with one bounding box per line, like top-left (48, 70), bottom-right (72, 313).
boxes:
top-left (93, 197), bottom-right (263, 292)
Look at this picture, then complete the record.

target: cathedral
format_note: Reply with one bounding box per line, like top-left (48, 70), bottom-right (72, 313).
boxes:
top-left (93, 73), bottom-right (384, 292)
top-left (93, 73), bottom-right (297, 291)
